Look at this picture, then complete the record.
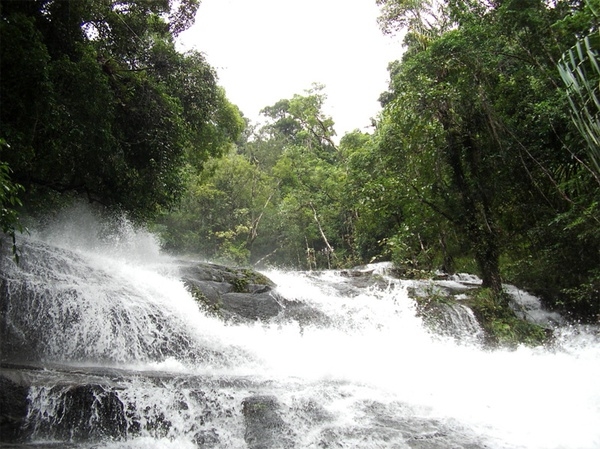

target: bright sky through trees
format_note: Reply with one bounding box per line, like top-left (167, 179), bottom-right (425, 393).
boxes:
top-left (177, 0), bottom-right (403, 136)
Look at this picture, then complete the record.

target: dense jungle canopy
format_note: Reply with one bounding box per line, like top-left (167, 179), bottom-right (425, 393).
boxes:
top-left (1, 0), bottom-right (599, 322)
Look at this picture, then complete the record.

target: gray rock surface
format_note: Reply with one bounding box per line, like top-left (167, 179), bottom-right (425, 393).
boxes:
top-left (242, 395), bottom-right (294, 449)
top-left (178, 260), bottom-right (329, 325)
top-left (0, 374), bottom-right (29, 442)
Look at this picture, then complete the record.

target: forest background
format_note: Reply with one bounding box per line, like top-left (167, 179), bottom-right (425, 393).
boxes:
top-left (1, 0), bottom-right (599, 323)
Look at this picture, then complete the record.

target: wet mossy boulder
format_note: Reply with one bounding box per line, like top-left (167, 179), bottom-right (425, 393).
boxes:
top-left (465, 288), bottom-right (550, 348)
top-left (178, 261), bottom-right (320, 324)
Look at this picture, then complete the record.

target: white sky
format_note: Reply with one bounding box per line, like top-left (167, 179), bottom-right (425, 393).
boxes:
top-left (177, 0), bottom-right (404, 138)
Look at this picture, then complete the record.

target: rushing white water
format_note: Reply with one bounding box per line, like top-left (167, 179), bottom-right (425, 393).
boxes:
top-left (1, 212), bottom-right (599, 449)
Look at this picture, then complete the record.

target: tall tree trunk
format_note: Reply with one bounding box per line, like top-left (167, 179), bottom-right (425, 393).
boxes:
top-left (309, 202), bottom-right (335, 269)
top-left (472, 221), bottom-right (503, 294)
top-left (441, 116), bottom-right (504, 296)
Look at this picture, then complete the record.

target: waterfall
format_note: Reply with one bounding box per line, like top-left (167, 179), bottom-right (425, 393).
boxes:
top-left (505, 284), bottom-right (565, 327)
top-left (1, 219), bottom-right (600, 449)
top-left (429, 302), bottom-right (484, 343)
top-left (0, 238), bottom-right (248, 368)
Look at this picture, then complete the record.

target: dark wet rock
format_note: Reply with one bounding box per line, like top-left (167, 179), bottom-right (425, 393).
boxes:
top-left (242, 395), bottom-right (294, 449)
top-left (218, 291), bottom-right (285, 322)
top-left (179, 261), bottom-right (328, 325)
top-left (193, 428), bottom-right (220, 447)
top-left (0, 374), bottom-right (29, 442)
top-left (178, 261), bottom-right (275, 294)
top-left (338, 269), bottom-right (391, 292)
top-left (275, 300), bottom-right (332, 328)
top-left (0, 364), bottom-right (243, 447)
top-left (30, 384), bottom-right (127, 442)
top-left (2, 369), bottom-right (127, 443)
top-left (179, 261), bottom-right (279, 322)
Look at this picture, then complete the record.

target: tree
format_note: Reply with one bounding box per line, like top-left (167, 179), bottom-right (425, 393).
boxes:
top-left (156, 147), bottom-right (276, 265)
top-left (374, 0), bottom-right (599, 307)
top-left (157, 85), bottom-right (361, 269)
top-left (0, 140), bottom-right (24, 257)
top-left (377, 22), bottom-right (510, 291)
top-left (258, 86), bottom-right (354, 269)
top-left (0, 0), bottom-right (237, 222)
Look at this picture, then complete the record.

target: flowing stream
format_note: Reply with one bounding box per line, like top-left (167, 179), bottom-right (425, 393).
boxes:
top-left (1, 217), bottom-right (599, 449)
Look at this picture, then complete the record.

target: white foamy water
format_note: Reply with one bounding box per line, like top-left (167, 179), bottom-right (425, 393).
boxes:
top-left (1, 213), bottom-right (599, 449)
top-left (229, 270), bottom-right (600, 449)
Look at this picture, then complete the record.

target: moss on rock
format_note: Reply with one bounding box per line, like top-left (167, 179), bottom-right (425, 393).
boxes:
top-left (466, 288), bottom-right (549, 348)
top-left (224, 267), bottom-right (275, 293)
top-left (188, 284), bottom-right (222, 317)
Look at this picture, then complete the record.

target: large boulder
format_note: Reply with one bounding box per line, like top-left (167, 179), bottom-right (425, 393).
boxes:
top-left (34, 384), bottom-right (127, 442)
top-left (178, 261), bottom-right (281, 322)
top-left (178, 261), bottom-right (329, 326)
top-left (0, 374), bottom-right (29, 442)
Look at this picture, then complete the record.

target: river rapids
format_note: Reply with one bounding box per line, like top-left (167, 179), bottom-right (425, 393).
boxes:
top-left (0, 214), bottom-right (599, 449)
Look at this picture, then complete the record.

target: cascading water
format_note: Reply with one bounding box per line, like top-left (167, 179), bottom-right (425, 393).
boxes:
top-left (1, 213), bottom-right (599, 449)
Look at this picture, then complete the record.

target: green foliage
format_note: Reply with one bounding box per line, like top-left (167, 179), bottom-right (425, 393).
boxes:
top-left (376, 0), bottom-right (449, 40)
top-left (376, 23), bottom-right (512, 291)
top-left (188, 285), bottom-right (222, 318)
top-left (0, 0), bottom-right (238, 222)
top-left (214, 226), bottom-right (252, 266)
top-left (341, 130), bottom-right (402, 263)
top-left (559, 269), bottom-right (600, 319)
top-left (8, 0), bottom-right (592, 330)
top-left (0, 139), bottom-right (25, 257)
top-left (467, 288), bottom-right (549, 347)
top-left (558, 32), bottom-right (600, 179)
top-left (247, 86), bottom-right (352, 268)
top-left (157, 0), bottom-right (600, 325)
top-left (156, 151), bottom-right (273, 264)
top-left (369, 0), bottom-right (600, 322)
top-left (230, 276), bottom-right (249, 294)
top-left (156, 85), bottom-right (363, 269)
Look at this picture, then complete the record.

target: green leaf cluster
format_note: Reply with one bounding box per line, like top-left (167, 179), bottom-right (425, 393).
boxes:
top-left (0, 0), bottom-right (241, 225)
top-left (0, 139), bottom-right (24, 258)
top-left (369, 0), bottom-right (600, 320)
top-left (466, 288), bottom-right (548, 347)
top-left (157, 85), bottom-right (361, 269)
